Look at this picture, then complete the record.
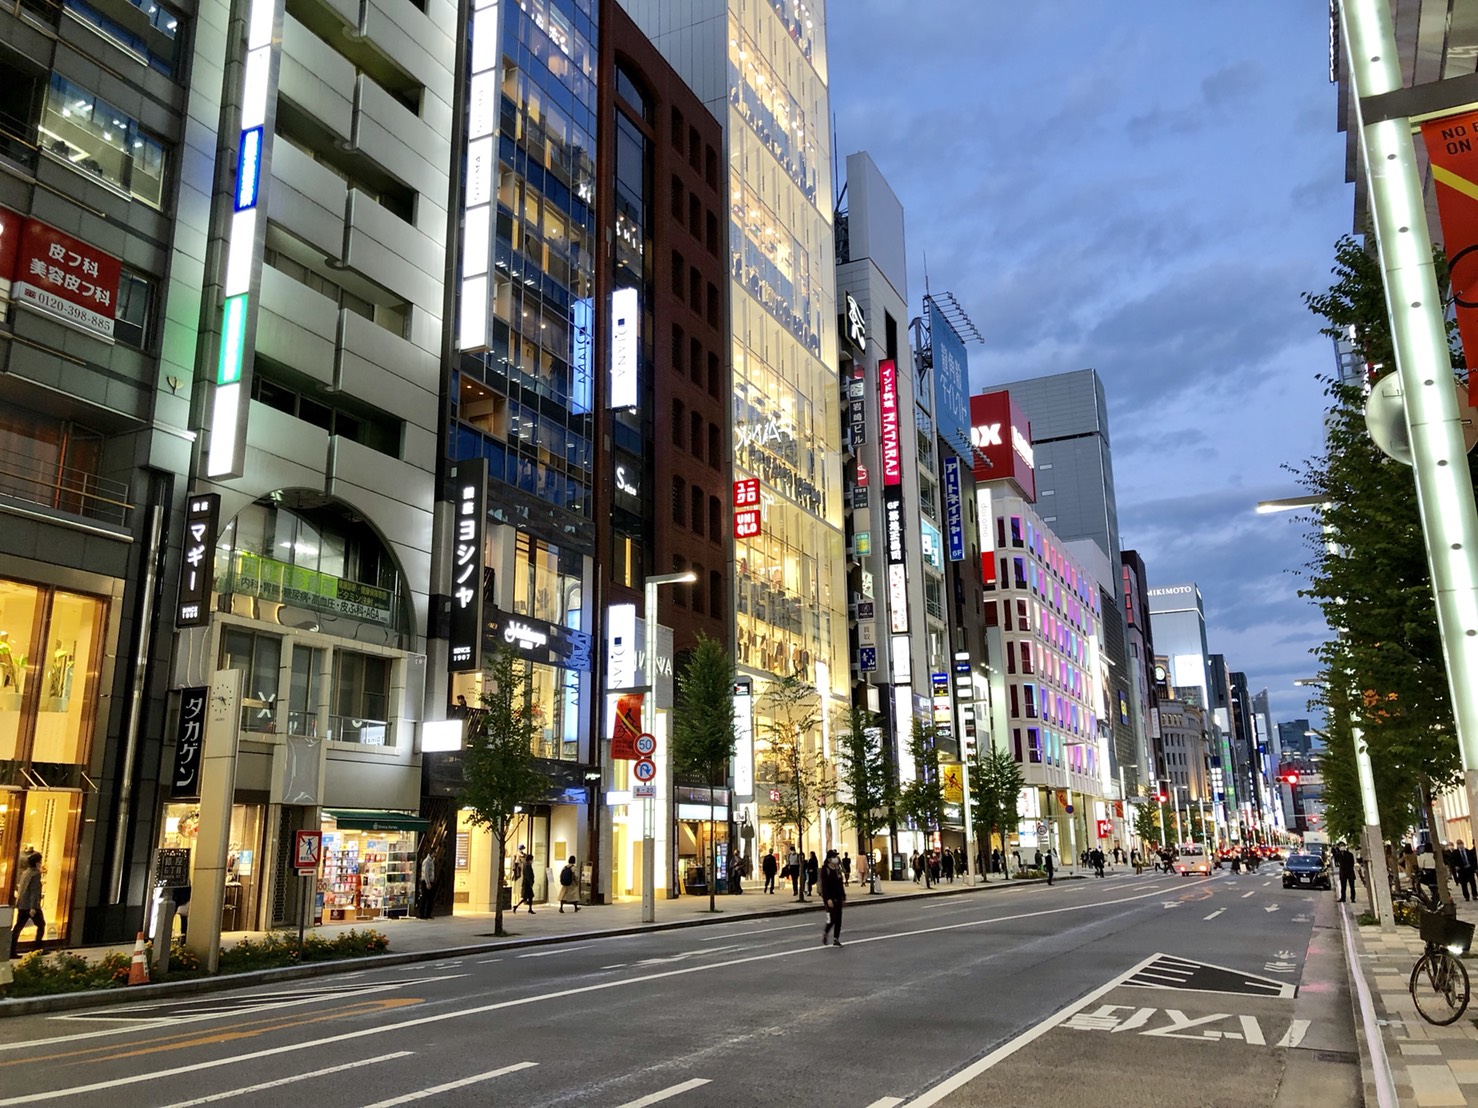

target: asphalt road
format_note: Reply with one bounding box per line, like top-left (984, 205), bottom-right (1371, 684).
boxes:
top-left (0, 866), bottom-right (1359, 1108)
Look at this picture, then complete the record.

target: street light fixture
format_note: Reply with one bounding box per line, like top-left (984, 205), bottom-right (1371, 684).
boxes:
top-left (641, 570), bottom-right (696, 924)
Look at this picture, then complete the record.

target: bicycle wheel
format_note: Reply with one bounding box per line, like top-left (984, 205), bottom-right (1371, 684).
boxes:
top-left (1410, 949), bottom-right (1471, 1026)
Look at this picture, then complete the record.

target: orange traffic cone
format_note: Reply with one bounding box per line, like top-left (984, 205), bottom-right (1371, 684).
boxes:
top-left (127, 932), bottom-right (149, 986)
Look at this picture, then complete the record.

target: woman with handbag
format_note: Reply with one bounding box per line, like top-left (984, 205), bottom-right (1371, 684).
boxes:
top-left (9, 852), bottom-right (44, 956)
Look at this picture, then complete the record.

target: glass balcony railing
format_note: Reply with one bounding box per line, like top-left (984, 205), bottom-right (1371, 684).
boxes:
top-left (329, 714), bottom-right (393, 747)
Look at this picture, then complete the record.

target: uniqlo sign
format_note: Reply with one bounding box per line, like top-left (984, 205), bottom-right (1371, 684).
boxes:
top-left (8, 215), bottom-right (122, 339)
top-left (733, 478), bottom-right (760, 507)
top-left (734, 507), bottom-right (761, 539)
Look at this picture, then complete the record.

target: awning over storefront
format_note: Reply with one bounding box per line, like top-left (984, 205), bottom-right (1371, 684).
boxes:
top-left (323, 809), bottom-right (430, 833)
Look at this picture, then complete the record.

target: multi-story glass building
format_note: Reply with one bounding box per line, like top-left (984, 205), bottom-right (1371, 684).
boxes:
top-left (619, 0), bottom-right (847, 856)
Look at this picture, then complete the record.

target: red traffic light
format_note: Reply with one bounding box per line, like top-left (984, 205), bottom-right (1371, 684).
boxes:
top-left (1282, 770), bottom-right (1300, 786)
top-left (1155, 792), bottom-right (1166, 803)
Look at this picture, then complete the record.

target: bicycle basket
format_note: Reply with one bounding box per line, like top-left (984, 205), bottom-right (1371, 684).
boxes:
top-left (1420, 909), bottom-right (1475, 955)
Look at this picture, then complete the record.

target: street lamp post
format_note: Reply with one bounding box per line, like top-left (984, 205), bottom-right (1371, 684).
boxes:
top-left (1173, 786), bottom-right (1185, 847)
top-left (642, 570), bottom-right (696, 924)
top-left (1157, 794), bottom-right (1167, 849)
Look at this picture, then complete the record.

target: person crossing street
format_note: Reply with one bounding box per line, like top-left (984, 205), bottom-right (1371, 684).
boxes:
top-left (820, 849), bottom-right (846, 947)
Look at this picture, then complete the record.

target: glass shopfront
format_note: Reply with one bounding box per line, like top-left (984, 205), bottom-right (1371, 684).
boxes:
top-left (0, 575), bottom-right (107, 946)
top-left (156, 801), bottom-right (267, 934)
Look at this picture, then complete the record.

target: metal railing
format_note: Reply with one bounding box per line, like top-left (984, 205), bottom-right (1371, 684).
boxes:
top-left (0, 445), bottom-right (132, 527)
top-left (329, 713), bottom-right (393, 747)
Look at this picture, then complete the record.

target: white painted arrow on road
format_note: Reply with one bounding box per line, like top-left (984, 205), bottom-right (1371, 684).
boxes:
top-left (1264, 904), bottom-right (1279, 913)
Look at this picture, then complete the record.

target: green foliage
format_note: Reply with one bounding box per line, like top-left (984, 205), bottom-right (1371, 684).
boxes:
top-left (1296, 234), bottom-right (1467, 838)
top-left (2, 931), bottom-right (388, 997)
top-left (461, 644), bottom-right (553, 935)
top-left (832, 704), bottom-right (895, 888)
top-left (218, 928), bottom-right (390, 972)
top-left (671, 636), bottom-right (736, 786)
top-left (969, 741), bottom-right (1024, 872)
top-left (671, 636), bottom-right (737, 911)
top-left (1132, 801), bottom-right (1161, 846)
top-left (897, 718), bottom-right (945, 842)
top-left (758, 669), bottom-right (824, 861)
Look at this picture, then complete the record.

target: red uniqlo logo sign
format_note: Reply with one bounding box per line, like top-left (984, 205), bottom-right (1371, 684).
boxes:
top-left (733, 478), bottom-right (760, 507)
top-left (734, 507), bottom-right (761, 539)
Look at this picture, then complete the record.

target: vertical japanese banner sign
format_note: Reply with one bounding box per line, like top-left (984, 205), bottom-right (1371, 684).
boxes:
top-left (448, 458), bottom-right (487, 672)
top-left (171, 686), bottom-right (210, 799)
top-left (1421, 111), bottom-right (1478, 406)
top-left (176, 494), bottom-right (220, 627)
top-left (610, 692), bottom-right (643, 760)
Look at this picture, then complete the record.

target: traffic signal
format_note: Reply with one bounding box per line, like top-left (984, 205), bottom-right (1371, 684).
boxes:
top-left (1154, 792), bottom-right (1167, 803)
top-left (1279, 769), bottom-right (1300, 787)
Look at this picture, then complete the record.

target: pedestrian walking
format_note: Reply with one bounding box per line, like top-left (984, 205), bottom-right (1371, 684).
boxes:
top-left (729, 854), bottom-right (745, 894)
top-left (911, 851), bottom-right (922, 884)
top-left (9, 852), bottom-right (43, 956)
top-left (806, 851), bottom-right (819, 896)
top-left (942, 850), bottom-right (955, 883)
top-left (1033, 849), bottom-right (1043, 871)
top-left (417, 851), bottom-right (437, 919)
top-left (820, 850), bottom-right (846, 947)
top-left (1012, 848), bottom-right (1022, 874)
top-left (1459, 841), bottom-right (1478, 901)
top-left (513, 850), bottom-right (537, 913)
top-left (1044, 850), bottom-right (1055, 886)
top-left (558, 855), bottom-right (581, 913)
top-left (762, 850), bottom-right (778, 894)
top-left (788, 845), bottom-right (803, 897)
top-left (1336, 843), bottom-right (1358, 903)
top-left (1418, 841), bottom-right (1438, 894)
top-left (841, 851), bottom-right (852, 885)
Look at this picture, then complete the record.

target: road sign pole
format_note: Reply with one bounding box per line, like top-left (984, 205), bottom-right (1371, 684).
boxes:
top-left (299, 874), bottom-right (309, 949)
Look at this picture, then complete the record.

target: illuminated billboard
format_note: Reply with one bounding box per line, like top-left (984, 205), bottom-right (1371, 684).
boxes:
top-left (970, 390), bottom-right (1036, 502)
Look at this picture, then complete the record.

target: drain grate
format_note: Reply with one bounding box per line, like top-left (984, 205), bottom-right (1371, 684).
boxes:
top-left (1313, 1050), bottom-right (1358, 1064)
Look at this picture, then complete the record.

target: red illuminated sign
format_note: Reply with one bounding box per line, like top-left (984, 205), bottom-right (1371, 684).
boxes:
top-left (879, 359), bottom-right (901, 486)
top-left (970, 390), bottom-right (1036, 501)
top-left (9, 216), bottom-right (122, 339)
top-left (733, 478), bottom-right (759, 507)
top-left (734, 507), bottom-right (761, 539)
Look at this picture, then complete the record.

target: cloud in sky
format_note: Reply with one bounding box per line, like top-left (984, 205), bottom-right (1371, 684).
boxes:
top-left (828, 2), bottom-right (1346, 723)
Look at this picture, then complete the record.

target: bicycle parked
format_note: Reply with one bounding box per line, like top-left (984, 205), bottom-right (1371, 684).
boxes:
top-left (1393, 886), bottom-right (1474, 1025)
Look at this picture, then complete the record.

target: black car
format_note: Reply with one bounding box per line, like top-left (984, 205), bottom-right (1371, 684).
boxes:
top-left (1282, 852), bottom-right (1332, 890)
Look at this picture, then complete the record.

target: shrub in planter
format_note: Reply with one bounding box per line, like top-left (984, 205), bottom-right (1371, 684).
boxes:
top-left (7, 950), bottom-right (121, 997)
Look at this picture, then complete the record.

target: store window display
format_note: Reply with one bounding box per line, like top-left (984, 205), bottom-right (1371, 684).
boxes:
top-left (157, 802), bottom-right (266, 932)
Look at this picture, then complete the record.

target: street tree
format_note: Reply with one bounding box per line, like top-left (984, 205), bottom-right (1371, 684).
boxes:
top-left (461, 644), bottom-right (553, 937)
top-left (1298, 233), bottom-right (1466, 900)
top-left (832, 704), bottom-right (894, 894)
top-left (897, 718), bottom-right (945, 882)
top-left (969, 742), bottom-right (1024, 880)
top-left (1132, 802), bottom-right (1162, 852)
top-left (671, 635), bottom-right (736, 913)
top-left (759, 669), bottom-right (823, 900)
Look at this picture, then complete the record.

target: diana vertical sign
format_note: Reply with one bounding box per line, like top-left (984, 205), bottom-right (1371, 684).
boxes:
top-left (448, 458), bottom-right (486, 672)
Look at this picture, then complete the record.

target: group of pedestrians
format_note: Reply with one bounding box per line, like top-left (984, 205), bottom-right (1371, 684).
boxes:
top-left (910, 847), bottom-right (968, 886)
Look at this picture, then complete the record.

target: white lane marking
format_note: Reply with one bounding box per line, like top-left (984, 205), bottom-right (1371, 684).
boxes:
top-left (602, 964), bottom-right (629, 970)
top-left (1204, 910), bottom-right (1225, 920)
top-left (1264, 904), bottom-right (1280, 913)
top-left (0, 886), bottom-right (1176, 1104)
top-left (863, 1100), bottom-right (905, 1108)
top-left (613, 1078), bottom-right (712, 1107)
top-left (904, 953), bottom-right (1160, 1107)
top-left (1242, 891), bottom-right (1255, 899)
top-left (359, 1061), bottom-right (538, 1107)
top-left (476, 958), bottom-right (502, 964)
top-left (155, 1051), bottom-right (413, 1107)
top-left (518, 946), bottom-right (588, 958)
top-left (1240, 1015), bottom-right (1266, 1046)
top-left (698, 923), bottom-right (809, 941)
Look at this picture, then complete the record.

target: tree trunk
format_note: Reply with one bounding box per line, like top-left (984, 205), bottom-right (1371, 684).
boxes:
top-left (493, 829), bottom-right (507, 937)
top-left (1421, 776), bottom-right (1455, 911)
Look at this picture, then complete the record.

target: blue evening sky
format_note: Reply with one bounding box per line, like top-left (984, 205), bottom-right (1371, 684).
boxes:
top-left (829, 3), bottom-right (1349, 724)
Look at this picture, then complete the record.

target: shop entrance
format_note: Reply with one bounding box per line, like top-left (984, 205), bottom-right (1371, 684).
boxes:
top-left (319, 812), bottom-right (427, 921)
top-left (157, 801), bottom-right (267, 934)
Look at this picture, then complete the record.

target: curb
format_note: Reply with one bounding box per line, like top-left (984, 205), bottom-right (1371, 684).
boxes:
top-left (0, 874), bottom-right (1051, 1017)
top-left (1339, 904), bottom-right (1400, 1108)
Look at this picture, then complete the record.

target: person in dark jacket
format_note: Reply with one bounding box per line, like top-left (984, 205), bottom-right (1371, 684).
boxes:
top-left (1044, 850), bottom-right (1056, 886)
top-left (805, 851), bottom-right (819, 896)
top-left (761, 850), bottom-right (778, 894)
top-left (1336, 842), bottom-right (1358, 903)
top-left (10, 852), bottom-right (44, 956)
top-left (819, 849), bottom-right (847, 946)
top-left (512, 851), bottom-right (537, 914)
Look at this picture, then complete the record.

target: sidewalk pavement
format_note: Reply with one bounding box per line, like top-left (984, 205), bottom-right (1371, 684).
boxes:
top-left (1346, 893), bottom-right (1478, 1107)
top-left (88, 871), bottom-right (1081, 964)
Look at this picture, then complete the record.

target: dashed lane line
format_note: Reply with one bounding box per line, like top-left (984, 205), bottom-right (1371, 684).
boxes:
top-left (359, 1061), bottom-right (538, 1107)
top-left (613, 1078), bottom-right (712, 1107)
top-left (155, 1050), bottom-right (413, 1107)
